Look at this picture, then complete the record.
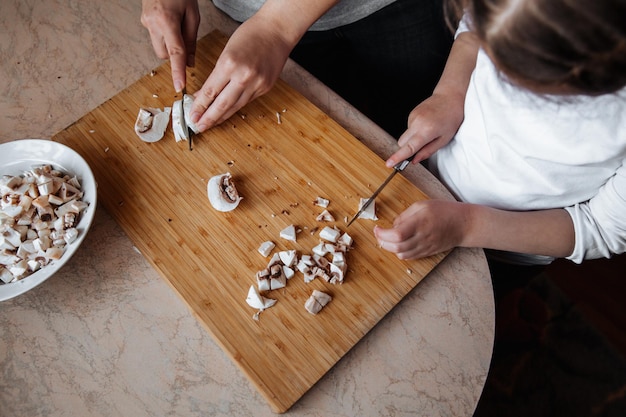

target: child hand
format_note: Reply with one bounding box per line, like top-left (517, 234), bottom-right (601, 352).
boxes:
top-left (373, 200), bottom-right (469, 260)
top-left (386, 91), bottom-right (464, 168)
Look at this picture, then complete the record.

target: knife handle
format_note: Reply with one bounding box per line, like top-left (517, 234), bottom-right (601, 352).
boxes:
top-left (393, 152), bottom-right (418, 172)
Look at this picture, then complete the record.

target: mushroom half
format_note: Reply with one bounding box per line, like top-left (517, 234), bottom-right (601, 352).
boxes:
top-left (134, 107), bottom-right (172, 142)
top-left (207, 172), bottom-right (243, 212)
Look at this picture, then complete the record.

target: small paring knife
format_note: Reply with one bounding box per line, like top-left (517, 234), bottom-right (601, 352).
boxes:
top-left (346, 153), bottom-right (417, 227)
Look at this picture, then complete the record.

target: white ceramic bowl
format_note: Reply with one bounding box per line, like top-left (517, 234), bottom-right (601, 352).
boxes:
top-left (0, 139), bottom-right (97, 301)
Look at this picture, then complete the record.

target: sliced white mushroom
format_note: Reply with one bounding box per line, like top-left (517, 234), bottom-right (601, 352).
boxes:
top-left (207, 172), bottom-right (243, 212)
top-left (134, 107), bottom-right (172, 142)
top-left (357, 198), bottom-right (378, 220)
top-left (304, 290), bottom-right (332, 315)
top-left (172, 94), bottom-right (199, 142)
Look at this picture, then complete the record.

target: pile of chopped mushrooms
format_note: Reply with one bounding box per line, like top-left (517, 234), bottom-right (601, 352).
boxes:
top-left (0, 165), bottom-right (88, 284)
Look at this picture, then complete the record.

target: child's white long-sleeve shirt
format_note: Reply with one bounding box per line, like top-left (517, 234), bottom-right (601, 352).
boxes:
top-left (429, 47), bottom-right (626, 264)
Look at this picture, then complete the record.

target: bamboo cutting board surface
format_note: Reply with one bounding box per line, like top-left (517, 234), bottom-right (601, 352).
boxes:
top-left (53, 30), bottom-right (447, 413)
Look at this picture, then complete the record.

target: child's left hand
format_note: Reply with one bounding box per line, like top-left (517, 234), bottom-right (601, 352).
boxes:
top-left (373, 199), bottom-right (469, 260)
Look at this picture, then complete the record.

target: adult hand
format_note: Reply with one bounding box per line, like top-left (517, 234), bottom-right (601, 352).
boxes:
top-left (189, 17), bottom-right (293, 131)
top-left (373, 199), bottom-right (469, 260)
top-left (141, 0), bottom-right (200, 92)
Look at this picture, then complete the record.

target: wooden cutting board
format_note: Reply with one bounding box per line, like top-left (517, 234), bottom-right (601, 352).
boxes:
top-left (53, 30), bottom-right (447, 413)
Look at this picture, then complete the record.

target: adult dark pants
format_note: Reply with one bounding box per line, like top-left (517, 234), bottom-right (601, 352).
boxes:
top-left (290, 0), bottom-right (453, 139)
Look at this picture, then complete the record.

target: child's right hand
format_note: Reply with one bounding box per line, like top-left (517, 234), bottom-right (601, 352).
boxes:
top-left (385, 91), bottom-right (464, 168)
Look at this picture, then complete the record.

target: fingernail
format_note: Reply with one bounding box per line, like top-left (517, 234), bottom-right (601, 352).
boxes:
top-left (174, 80), bottom-right (183, 93)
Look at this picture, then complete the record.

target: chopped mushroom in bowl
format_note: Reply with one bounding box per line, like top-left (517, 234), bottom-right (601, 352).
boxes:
top-left (0, 139), bottom-right (97, 301)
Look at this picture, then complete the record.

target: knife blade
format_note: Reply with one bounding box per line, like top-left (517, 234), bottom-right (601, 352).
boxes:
top-left (180, 88), bottom-right (193, 151)
top-left (346, 153), bottom-right (417, 227)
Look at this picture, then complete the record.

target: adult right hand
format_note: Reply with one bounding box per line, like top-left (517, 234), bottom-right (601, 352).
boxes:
top-left (189, 15), bottom-right (294, 132)
top-left (141, 0), bottom-right (200, 92)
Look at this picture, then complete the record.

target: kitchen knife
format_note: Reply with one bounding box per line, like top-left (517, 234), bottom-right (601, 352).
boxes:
top-left (346, 153), bottom-right (417, 227)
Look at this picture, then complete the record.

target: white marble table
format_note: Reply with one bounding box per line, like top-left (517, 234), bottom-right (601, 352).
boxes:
top-left (0, 1), bottom-right (494, 415)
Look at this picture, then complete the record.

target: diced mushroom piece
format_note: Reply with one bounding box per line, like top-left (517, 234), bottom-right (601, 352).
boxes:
top-left (296, 259), bottom-right (311, 274)
top-left (63, 213), bottom-right (77, 229)
top-left (207, 172), bottom-right (243, 212)
top-left (1, 227), bottom-right (22, 248)
top-left (36, 177), bottom-right (54, 196)
top-left (256, 268), bottom-right (271, 291)
top-left (319, 226), bottom-right (340, 243)
top-left (312, 242), bottom-right (328, 257)
top-left (0, 236), bottom-right (15, 251)
top-left (338, 232), bottom-right (353, 248)
top-left (332, 251), bottom-right (345, 268)
top-left (283, 265), bottom-right (295, 280)
top-left (279, 224), bottom-right (297, 242)
top-left (315, 209), bottom-right (335, 222)
top-left (245, 285), bottom-right (277, 320)
top-left (0, 176), bottom-right (22, 193)
top-left (313, 197), bottom-right (330, 208)
top-left (278, 249), bottom-right (297, 267)
top-left (58, 182), bottom-right (82, 202)
top-left (27, 259), bottom-right (43, 273)
top-left (329, 262), bottom-right (346, 284)
top-left (304, 290), bottom-right (332, 315)
top-left (303, 271), bottom-right (316, 283)
top-left (32, 196), bottom-right (54, 221)
top-left (357, 198), bottom-right (378, 220)
top-left (9, 259), bottom-right (29, 278)
top-left (45, 246), bottom-right (64, 261)
top-left (63, 227), bottom-right (79, 244)
top-left (257, 241), bottom-right (275, 257)
top-left (0, 267), bottom-right (15, 284)
top-left (269, 263), bottom-right (286, 290)
top-left (136, 108), bottom-right (154, 133)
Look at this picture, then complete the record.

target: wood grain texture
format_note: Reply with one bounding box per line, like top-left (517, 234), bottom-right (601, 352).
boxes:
top-left (53, 30), bottom-right (447, 413)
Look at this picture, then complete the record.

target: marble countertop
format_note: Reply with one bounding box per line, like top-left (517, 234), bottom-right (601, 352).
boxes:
top-left (0, 1), bottom-right (494, 416)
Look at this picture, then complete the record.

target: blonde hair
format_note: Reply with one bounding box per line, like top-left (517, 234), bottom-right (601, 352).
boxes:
top-left (446, 0), bottom-right (626, 94)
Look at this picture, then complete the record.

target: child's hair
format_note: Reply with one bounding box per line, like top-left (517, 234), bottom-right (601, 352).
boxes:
top-left (445, 0), bottom-right (626, 95)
